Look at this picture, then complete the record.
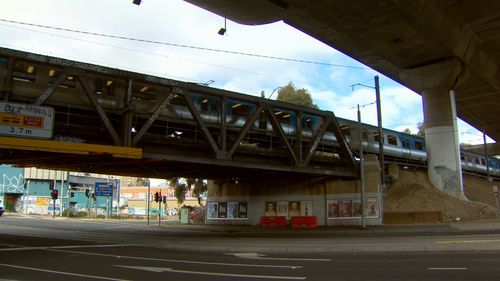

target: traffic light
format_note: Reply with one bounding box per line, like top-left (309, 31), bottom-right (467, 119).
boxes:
top-left (162, 196), bottom-right (167, 204)
top-left (85, 188), bottom-right (90, 197)
top-left (154, 191), bottom-right (159, 203)
top-left (51, 189), bottom-right (58, 200)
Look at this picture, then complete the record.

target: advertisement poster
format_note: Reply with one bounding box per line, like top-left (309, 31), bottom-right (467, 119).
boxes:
top-left (227, 202), bottom-right (238, 219)
top-left (277, 201), bottom-right (289, 217)
top-left (238, 202), bottom-right (248, 218)
top-left (218, 202), bottom-right (227, 218)
top-left (366, 198), bottom-right (379, 217)
top-left (207, 201), bottom-right (248, 219)
top-left (339, 200), bottom-right (352, 217)
top-left (300, 201), bottom-right (313, 216)
top-left (327, 200), bottom-right (340, 218)
top-left (264, 201), bottom-right (277, 216)
top-left (207, 202), bottom-right (218, 219)
top-left (352, 200), bottom-right (362, 217)
top-left (288, 201), bottom-right (301, 217)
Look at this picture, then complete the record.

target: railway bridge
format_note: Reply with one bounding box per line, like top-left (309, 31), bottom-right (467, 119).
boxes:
top-left (0, 47), bottom-right (358, 182)
top-left (1, 47), bottom-right (386, 226)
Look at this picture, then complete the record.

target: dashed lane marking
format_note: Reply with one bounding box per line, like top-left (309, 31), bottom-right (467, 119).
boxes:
top-left (50, 249), bottom-right (302, 269)
top-left (115, 265), bottom-right (307, 280)
top-left (0, 244), bottom-right (135, 252)
top-left (0, 263), bottom-right (131, 281)
top-left (435, 239), bottom-right (500, 244)
top-left (428, 268), bottom-right (467, 270)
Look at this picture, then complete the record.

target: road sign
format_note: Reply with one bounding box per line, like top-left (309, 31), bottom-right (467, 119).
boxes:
top-left (95, 182), bottom-right (113, 196)
top-left (0, 102), bottom-right (54, 139)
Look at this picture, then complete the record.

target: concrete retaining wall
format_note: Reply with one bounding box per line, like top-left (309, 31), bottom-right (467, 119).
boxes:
top-left (206, 154), bottom-right (383, 226)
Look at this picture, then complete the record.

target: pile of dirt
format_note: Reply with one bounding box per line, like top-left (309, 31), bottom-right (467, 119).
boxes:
top-left (384, 170), bottom-right (498, 222)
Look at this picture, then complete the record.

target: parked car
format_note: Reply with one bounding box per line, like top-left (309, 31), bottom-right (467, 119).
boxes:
top-left (190, 207), bottom-right (205, 221)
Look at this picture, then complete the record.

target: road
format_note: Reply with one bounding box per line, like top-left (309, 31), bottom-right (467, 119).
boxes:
top-left (0, 215), bottom-right (500, 280)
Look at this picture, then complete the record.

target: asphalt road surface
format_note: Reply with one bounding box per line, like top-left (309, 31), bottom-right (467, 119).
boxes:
top-left (0, 215), bottom-right (499, 280)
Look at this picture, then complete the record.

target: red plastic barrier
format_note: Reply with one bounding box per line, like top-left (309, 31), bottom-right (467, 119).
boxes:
top-left (260, 216), bottom-right (286, 227)
top-left (291, 216), bottom-right (317, 228)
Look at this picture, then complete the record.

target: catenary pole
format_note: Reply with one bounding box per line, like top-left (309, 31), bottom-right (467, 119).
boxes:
top-left (358, 105), bottom-right (366, 229)
top-left (375, 76), bottom-right (385, 192)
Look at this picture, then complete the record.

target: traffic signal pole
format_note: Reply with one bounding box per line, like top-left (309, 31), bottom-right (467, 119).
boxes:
top-left (158, 191), bottom-right (161, 226)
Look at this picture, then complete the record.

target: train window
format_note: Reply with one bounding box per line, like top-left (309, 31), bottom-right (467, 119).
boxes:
top-left (274, 111), bottom-right (291, 124)
top-left (232, 102), bottom-right (250, 116)
top-left (480, 158), bottom-right (486, 165)
top-left (387, 135), bottom-right (397, 145)
top-left (340, 125), bottom-right (350, 136)
top-left (402, 139), bottom-right (410, 149)
top-left (201, 98), bottom-right (209, 111)
top-left (362, 129), bottom-right (368, 140)
top-left (302, 117), bottom-right (313, 130)
top-left (373, 132), bottom-right (384, 143)
top-left (170, 94), bottom-right (187, 106)
top-left (415, 141), bottom-right (424, 151)
top-left (210, 99), bottom-right (219, 114)
top-left (474, 157), bottom-right (480, 164)
top-left (460, 154), bottom-right (465, 161)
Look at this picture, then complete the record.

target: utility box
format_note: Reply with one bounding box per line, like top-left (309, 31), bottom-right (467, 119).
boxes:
top-left (180, 207), bottom-right (190, 224)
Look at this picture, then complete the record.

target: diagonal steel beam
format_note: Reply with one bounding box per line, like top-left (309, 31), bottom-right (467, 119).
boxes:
top-left (220, 96), bottom-right (227, 153)
top-left (33, 72), bottom-right (69, 105)
top-left (329, 112), bottom-right (358, 173)
top-left (132, 92), bottom-right (173, 146)
top-left (295, 111), bottom-right (303, 164)
top-left (77, 74), bottom-right (122, 146)
top-left (264, 104), bottom-right (300, 166)
top-left (183, 91), bottom-right (222, 158)
top-left (226, 102), bottom-right (264, 159)
top-left (302, 116), bottom-right (331, 166)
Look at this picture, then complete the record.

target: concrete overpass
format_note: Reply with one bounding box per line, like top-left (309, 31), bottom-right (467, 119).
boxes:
top-left (185, 0), bottom-right (500, 198)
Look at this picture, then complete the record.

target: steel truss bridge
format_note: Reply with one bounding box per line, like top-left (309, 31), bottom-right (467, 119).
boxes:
top-left (0, 47), bottom-right (357, 181)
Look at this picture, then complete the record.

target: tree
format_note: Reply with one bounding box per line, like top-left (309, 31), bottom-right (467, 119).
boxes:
top-left (417, 122), bottom-right (425, 137)
top-left (170, 177), bottom-right (207, 205)
top-left (402, 128), bottom-right (412, 134)
top-left (276, 82), bottom-right (318, 109)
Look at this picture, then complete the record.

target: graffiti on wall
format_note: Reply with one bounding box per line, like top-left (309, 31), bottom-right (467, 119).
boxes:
top-left (0, 173), bottom-right (26, 194)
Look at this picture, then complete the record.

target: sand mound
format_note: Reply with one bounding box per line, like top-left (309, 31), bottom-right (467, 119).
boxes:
top-left (384, 170), bottom-right (498, 222)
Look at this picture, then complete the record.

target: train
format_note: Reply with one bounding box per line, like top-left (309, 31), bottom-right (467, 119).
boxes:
top-left (155, 92), bottom-right (500, 177)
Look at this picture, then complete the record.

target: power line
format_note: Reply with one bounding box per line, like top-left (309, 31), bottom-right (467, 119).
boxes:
top-left (0, 18), bottom-right (368, 70)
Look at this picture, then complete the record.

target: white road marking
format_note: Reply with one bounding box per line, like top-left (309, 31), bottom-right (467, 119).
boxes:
top-left (428, 268), bottom-right (467, 270)
top-left (115, 265), bottom-right (307, 280)
top-left (435, 239), bottom-right (500, 244)
top-left (0, 262), bottom-right (131, 281)
top-left (0, 244), bottom-right (135, 252)
top-left (228, 252), bottom-right (331, 261)
top-left (50, 249), bottom-right (302, 269)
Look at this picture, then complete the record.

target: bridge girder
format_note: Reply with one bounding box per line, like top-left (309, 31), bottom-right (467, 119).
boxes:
top-left (0, 47), bottom-right (357, 180)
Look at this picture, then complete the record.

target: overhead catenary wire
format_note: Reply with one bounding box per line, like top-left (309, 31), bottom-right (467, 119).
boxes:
top-left (0, 18), bottom-right (368, 70)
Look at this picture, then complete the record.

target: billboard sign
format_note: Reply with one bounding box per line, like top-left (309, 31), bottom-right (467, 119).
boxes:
top-left (0, 102), bottom-right (55, 139)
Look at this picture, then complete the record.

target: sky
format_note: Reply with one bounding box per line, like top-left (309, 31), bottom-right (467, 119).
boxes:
top-left (0, 0), bottom-right (492, 145)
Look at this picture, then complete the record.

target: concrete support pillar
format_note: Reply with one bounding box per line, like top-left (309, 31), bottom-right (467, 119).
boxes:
top-left (400, 58), bottom-right (465, 200)
top-left (422, 87), bottom-right (465, 199)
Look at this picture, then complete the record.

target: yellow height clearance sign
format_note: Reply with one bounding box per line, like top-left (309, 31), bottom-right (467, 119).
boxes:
top-left (0, 102), bottom-right (54, 139)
